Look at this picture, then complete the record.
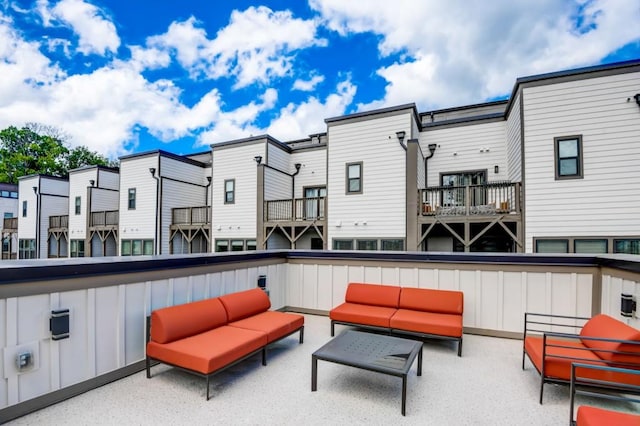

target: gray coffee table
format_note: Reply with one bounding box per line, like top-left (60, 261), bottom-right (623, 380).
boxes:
top-left (311, 330), bottom-right (423, 416)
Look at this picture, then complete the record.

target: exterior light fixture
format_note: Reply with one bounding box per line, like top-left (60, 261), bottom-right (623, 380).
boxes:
top-left (89, 179), bottom-right (95, 187)
top-left (254, 155), bottom-right (262, 165)
top-left (294, 163), bottom-right (301, 171)
top-left (149, 168), bottom-right (156, 176)
top-left (396, 131), bottom-right (406, 141)
top-left (32, 186), bottom-right (38, 194)
top-left (428, 144), bottom-right (437, 155)
top-left (621, 293), bottom-right (636, 317)
top-left (634, 94), bottom-right (640, 108)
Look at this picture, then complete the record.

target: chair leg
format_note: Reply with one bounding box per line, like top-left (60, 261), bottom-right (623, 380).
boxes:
top-left (146, 357), bottom-right (151, 378)
top-left (331, 321), bottom-right (335, 337)
top-left (299, 326), bottom-right (304, 344)
top-left (539, 377), bottom-right (545, 405)
top-left (457, 339), bottom-right (462, 357)
top-left (262, 348), bottom-right (267, 366)
top-left (206, 376), bottom-right (211, 400)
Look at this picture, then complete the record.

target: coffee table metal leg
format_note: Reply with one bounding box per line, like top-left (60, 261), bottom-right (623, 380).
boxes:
top-left (417, 344), bottom-right (423, 376)
top-left (401, 375), bottom-right (407, 416)
top-left (311, 356), bottom-right (318, 391)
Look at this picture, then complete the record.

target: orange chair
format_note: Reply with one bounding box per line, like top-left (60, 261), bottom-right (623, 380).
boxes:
top-left (570, 363), bottom-right (640, 426)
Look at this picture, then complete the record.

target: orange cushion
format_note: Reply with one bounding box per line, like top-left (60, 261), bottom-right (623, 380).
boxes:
top-left (330, 302), bottom-right (397, 328)
top-left (146, 326), bottom-right (267, 374)
top-left (345, 283), bottom-right (400, 308)
top-left (150, 298), bottom-right (227, 344)
top-left (390, 309), bottom-right (462, 337)
top-left (577, 405), bottom-right (640, 426)
top-left (580, 314), bottom-right (640, 366)
top-left (229, 311), bottom-right (304, 343)
top-left (219, 288), bottom-right (271, 322)
top-left (399, 287), bottom-right (464, 315)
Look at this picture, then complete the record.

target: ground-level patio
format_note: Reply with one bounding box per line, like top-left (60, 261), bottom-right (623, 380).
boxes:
top-left (7, 314), bottom-right (637, 425)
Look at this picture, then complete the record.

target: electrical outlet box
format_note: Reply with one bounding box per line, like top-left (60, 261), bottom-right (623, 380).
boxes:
top-left (3, 341), bottom-right (40, 378)
top-left (16, 352), bottom-right (32, 370)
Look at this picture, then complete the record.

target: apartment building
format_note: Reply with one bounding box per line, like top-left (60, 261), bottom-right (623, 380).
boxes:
top-left (0, 183), bottom-right (18, 259)
top-left (6, 59), bottom-right (640, 258)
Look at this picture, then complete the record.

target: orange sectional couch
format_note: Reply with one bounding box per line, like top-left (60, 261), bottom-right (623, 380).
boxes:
top-left (146, 288), bottom-right (304, 399)
top-left (330, 283), bottom-right (464, 356)
top-left (523, 312), bottom-right (640, 404)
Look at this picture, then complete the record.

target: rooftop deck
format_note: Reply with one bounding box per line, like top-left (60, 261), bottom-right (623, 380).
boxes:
top-left (6, 314), bottom-right (637, 425)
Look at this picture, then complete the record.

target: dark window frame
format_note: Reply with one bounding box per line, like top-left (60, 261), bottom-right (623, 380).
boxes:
top-left (74, 196), bottom-right (81, 215)
top-left (345, 162), bottom-right (363, 195)
top-left (22, 200), bottom-right (27, 217)
top-left (128, 188), bottom-right (136, 210)
top-left (224, 179), bottom-right (235, 204)
top-left (332, 239), bottom-right (354, 250)
top-left (554, 135), bottom-right (584, 180)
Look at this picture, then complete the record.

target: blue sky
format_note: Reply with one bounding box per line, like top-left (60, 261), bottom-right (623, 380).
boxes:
top-left (1, 0), bottom-right (639, 159)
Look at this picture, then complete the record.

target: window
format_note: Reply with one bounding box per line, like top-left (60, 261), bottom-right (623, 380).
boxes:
top-left (535, 239), bottom-right (569, 253)
top-left (70, 239), bottom-right (85, 257)
top-left (75, 196), bottom-right (81, 215)
top-left (22, 201), bottom-right (27, 217)
top-left (18, 239), bottom-right (36, 259)
top-left (215, 239), bottom-right (256, 252)
top-left (574, 239), bottom-right (607, 254)
top-left (381, 239), bottom-right (404, 251)
top-left (614, 239), bottom-right (640, 255)
top-left (121, 239), bottom-right (154, 256)
top-left (128, 188), bottom-right (136, 210)
top-left (555, 136), bottom-right (583, 179)
top-left (345, 162), bottom-right (362, 194)
top-left (440, 170), bottom-right (487, 206)
top-left (332, 239), bottom-right (354, 250)
top-left (224, 179), bottom-right (235, 204)
top-left (215, 240), bottom-right (229, 252)
top-left (0, 190), bottom-right (15, 198)
top-left (246, 240), bottom-right (257, 251)
top-left (356, 240), bottom-right (377, 251)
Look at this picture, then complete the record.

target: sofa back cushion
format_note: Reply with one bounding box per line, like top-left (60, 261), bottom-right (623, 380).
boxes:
top-left (399, 287), bottom-right (464, 315)
top-left (345, 283), bottom-right (400, 308)
top-left (219, 288), bottom-right (271, 322)
top-left (580, 314), bottom-right (640, 365)
top-left (150, 297), bottom-right (227, 344)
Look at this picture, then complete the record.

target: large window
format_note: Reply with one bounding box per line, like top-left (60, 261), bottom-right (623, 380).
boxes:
top-left (18, 239), bottom-right (36, 259)
top-left (356, 239), bottom-right (377, 251)
top-left (224, 179), bottom-right (235, 204)
top-left (345, 162), bottom-right (362, 194)
top-left (121, 239), bottom-right (154, 256)
top-left (70, 239), bottom-right (85, 257)
top-left (554, 135), bottom-right (583, 179)
top-left (535, 239), bottom-right (569, 253)
top-left (534, 237), bottom-right (640, 254)
top-left (0, 190), bottom-right (17, 198)
top-left (614, 239), bottom-right (640, 255)
top-left (332, 239), bottom-right (354, 250)
top-left (574, 239), bottom-right (607, 254)
top-left (215, 239), bottom-right (256, 252)
top-left (128, 188), bottom-right (136, 210)
top-left (440, 170), bottom-right (487, 206)
top-left (381, 239), bottom-right (404, 251)
top-left (75, 196), bottom-right (81, 215)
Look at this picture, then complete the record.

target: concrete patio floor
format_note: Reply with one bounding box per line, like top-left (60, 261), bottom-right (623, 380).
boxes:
top-left (7, 314), bottom-right (638, 425)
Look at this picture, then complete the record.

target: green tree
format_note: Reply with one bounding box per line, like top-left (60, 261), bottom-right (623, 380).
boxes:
top-left (0, 124), bottom-right (117, 184)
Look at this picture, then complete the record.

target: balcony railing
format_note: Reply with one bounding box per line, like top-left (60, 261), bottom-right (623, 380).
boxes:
top-left (90, 210), bottom-right (119, 227)
top-left (265, 197), bottom-right (326, 222)
top-left (2, 217), bottom-right (17, 231)
top-left (420, 182), bottom-right (521, 216)
top-left (172, 206), bottom-right (211, 225)
top-left (49, 215), bottom-right (69, 229)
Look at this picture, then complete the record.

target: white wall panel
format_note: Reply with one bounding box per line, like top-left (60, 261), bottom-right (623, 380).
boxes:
top-left (291, 149), bottom-right (327, 198)
top-left (119, 155), bottom-right (158, 244)
top-left (506, 93), bottom-right (522, 182)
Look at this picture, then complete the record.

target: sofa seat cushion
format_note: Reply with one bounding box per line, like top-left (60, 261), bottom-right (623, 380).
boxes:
top-left (399, 287), bottom-right (464, 315)
top-left (579, 314), bottom-right (640, 367)
top-left (219, 288), bottom-right (271, 322)
top-left (345, 283), bottom-right (401, 308)
top-left (229, 311), bottom-right (304, 343)
top-left (577, 405), bottom-right (640, 426)
top-left (150, 298), bottom-right (228, 344)
top-left (146, 325), bottom-right (268, 374)
top-left (390, 309), bottom-right (462, 338)
top-left (330, 302), bottom-right (397, 328)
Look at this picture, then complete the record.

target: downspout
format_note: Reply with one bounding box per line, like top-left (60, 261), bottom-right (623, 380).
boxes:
top-left (150, 167), bottom-right (160, 255)
top-left (33, 183), bottom-right (40, 259)
top-left (205, 175), bottom-right (212, 252)
top-left (424, 144), bottom-right (437, 187)
top-left (291, 163), bottom-right (301, 199)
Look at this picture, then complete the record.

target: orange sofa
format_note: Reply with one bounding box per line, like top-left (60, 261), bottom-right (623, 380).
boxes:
top-left (523, 313), bottom-right (640, 404)
top-left (146, 288), bottom-right (304, 399)
top-left (330, 282), bottom-right (464, 356)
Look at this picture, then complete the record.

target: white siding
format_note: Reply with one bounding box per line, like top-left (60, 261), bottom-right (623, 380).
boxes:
top-left (420, 120), bottom-right (508, 186)
top-left (267, 142), bottom-right (289, 172)
top-left (40, 191), bottom-right (69, 258)
top-left (523, 71), bottom-right (640, 252)
top-left (119, 155), bottom-right (159, 251)
top-left (212, 143), bottom-right (264, 241)
top-left (506, 92), bottom-right (522, 182)
top-left (91, 188), bottom-right (119, 211)
top-left (416, 144), bottom-right (425, 189)
top-left (292, 148), bottom-right (327, 198)
top-left (264, 168), bottom-right (291, 200)
top-left (17, 177), bottom-right (38, 240)
top-left (69, 169), bottom-right (96, 240)
top-left (327, 112), bottom-right (411, 244)
top-left (97, 169), bottom-right (120, 190)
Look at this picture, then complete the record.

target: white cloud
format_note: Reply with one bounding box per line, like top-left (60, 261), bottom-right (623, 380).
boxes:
top-left (147, 6), bottom-right (326, 88)
top-left (293, 74), bottom-right (325, 91)
top-left (39, 0), bottom-right (120, 56)
top-left (310, 0), bottom-right (640, 109)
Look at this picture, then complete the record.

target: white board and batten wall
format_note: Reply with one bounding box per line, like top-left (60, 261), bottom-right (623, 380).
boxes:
top-left (506, 92), bottom-right (523, 182)
top-left (523, 71), bottom-right (640, 253)
top-left (327, 111), bottom-right (412, 246)
top-left (291, 147), bottom-right (327, 198)
top-left (212, 141), bottom-right (264, 241)
top-left (68, 168), bottom-right (97, 240)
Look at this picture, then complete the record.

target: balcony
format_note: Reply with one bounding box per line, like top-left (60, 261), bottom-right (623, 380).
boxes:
top-left (1, 251), bottom-right (638, 422)
top-left (2, 217), bottom-right (17, 231)
top-left (48, 214), bottom-right (69, 230)
top-left (89, 210), bottom-right (119, 229)
top-left (264, 197), bottom-right (326, 223)
top-left (420, 181), bottom-right (521, 217)
top-left (171, 206), bottom-right (211, 227)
